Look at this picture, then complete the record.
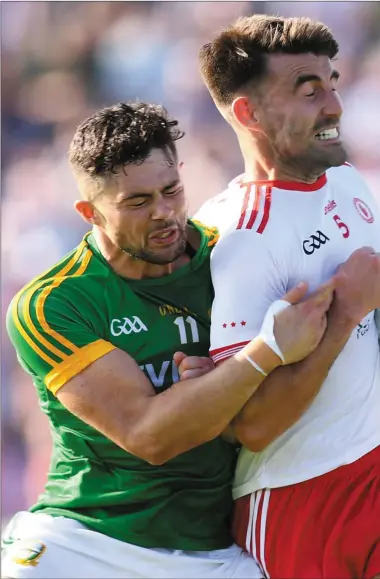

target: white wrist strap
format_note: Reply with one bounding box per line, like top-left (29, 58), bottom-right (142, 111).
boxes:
top-left (258, 299), bottom-right (291, 363)
top-left (242, 353), bottom-right (267, 376)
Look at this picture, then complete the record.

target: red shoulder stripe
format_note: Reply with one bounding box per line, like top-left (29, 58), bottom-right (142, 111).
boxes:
top-left (237, 183), bottom-right (252, 230)
top-left (246, 184), bottom-right (261, 230)
top-left (256, 186), bottom-right (272, 234)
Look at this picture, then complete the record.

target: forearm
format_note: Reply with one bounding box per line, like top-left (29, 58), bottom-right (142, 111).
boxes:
top-left (232, 315), bottom-right (354, 451)
top-left (136, 338), bottom-right (280, 463)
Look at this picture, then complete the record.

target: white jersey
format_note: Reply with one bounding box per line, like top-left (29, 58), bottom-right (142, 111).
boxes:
top-left (195, 163), bottom-right (380, 498)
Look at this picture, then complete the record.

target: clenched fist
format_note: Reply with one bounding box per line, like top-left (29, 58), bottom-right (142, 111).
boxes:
top-left (333, 247), bottom-right (380, 327)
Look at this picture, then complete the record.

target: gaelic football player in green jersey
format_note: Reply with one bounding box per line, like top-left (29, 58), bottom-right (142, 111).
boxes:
top-left (3, 102), bottom-right (333, 578)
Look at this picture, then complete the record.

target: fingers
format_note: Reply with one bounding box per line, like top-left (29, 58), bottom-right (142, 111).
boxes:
top-left (173, 353), bottom-right (215, 380)
top-left (181, 368), bottom-right (211, 381)
top-left (179, 356), bottom-right (214, 372)
top-left (283, 281), bottom-right (309, 304)
top-left (302, 278), bottom-right (335, 311)
top-left (173, 351), bottom-right (188, 368)
top-left (349, 246), bottom-right (375, 258)
top-left (313, 285), bottom-right (334, 309)
top-left (317, 276), bottom-right (336, 293)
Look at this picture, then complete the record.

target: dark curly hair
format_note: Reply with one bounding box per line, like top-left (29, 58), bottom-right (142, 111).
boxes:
top-left (199, 14), bottom-right (338, 106)
top-left (69, 102), bottom-right (184, 182)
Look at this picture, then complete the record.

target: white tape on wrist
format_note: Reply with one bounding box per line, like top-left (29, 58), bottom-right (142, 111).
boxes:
top-left (259, 299), bottom-right (291, 363)
top-left (242, 353), bottom-right (267, 376)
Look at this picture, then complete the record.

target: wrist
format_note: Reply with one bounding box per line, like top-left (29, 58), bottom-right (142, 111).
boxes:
top-left (329, 303), bottom-right (360, 334)
top-left (238, 337), bottom-right (282, 376)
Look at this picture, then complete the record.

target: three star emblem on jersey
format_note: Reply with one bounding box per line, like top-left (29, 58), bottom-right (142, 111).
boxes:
top-left (353, 198), bottom-right (374, 224)
top-left (302, 230), bottom-right (330, 255)
top-left (222, 321), bottom-right (247, 328)
top-left (110, 316), bottom-right (148, 336)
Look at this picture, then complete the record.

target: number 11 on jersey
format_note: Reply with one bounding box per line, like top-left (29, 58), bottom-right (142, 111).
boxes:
top-left (174, 316), bottom-right (200, 344)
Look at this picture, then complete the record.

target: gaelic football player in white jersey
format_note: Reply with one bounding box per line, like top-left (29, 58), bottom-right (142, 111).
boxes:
top-left (194, 13), bottom-right (380, 579)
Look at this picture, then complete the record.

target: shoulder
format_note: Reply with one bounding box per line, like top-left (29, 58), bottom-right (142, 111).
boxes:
top-left (7, 240), bottom-right (103, 336)
top-left (193, 175), bottom-right (247, 233)
top-left (327, 162), bottom-right (370, 191)
top-left (327, 162), bottom-right (378, 210)
top-left (194, 189), bottom-right (231, 222)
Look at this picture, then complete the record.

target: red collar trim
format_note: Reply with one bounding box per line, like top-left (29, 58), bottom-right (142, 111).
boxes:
top-left (239, 173), bottom-right (327, 192)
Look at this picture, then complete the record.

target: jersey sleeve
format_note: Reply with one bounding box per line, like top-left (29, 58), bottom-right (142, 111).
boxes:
top-left (209, 228), bottom-right (287, 364)
top-left (6, 284), bottom-right (116, 395)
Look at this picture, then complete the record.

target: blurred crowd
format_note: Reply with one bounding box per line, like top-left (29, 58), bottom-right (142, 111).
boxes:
top-left (2, 1), bottom-right (380, 523)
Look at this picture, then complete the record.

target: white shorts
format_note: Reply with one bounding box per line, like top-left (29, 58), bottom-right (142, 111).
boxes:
top-left (1, 512), bottom-right (263, 579)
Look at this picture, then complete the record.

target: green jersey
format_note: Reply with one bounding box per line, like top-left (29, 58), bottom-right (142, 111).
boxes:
top-left (6, 220), bottom-right (237, 551)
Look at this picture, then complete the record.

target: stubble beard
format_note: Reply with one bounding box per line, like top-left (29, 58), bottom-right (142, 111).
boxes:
top-left (275, 139), bottom-right (348, 181)
top-left (118, 226), bottom-right (188, 265)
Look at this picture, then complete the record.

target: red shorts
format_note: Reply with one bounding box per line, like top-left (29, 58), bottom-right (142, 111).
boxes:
top-left (233, 445), bottom-right (380, 579)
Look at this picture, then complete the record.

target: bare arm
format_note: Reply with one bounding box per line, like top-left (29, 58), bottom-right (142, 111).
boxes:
top-left (57, 339), bottom-right (278, 465)
top-left (178, 248), bottom-right (380, 451)
top-left (230, 247), bottom-right (380, 450)
top-left (57, 283), bottom-right (330, 465)
top-left (178, 305), bottom-right (352, 449)
top-left (230, 311), bottom-right (352, 451)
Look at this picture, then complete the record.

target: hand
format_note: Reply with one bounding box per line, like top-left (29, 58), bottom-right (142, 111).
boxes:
top-left (273, 279), bottom-right (334, 364)
top-left (173, 352), bottom-right (215, 381)
top-left (332, 247), bottom-right (380, 327)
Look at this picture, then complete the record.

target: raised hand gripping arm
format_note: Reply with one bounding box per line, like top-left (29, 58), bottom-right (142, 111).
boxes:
top-left (206, 232), bottom-right (378, 451)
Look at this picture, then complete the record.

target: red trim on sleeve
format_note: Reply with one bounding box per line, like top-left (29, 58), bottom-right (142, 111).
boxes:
top-left (210, 340), bottom-right (250, 364)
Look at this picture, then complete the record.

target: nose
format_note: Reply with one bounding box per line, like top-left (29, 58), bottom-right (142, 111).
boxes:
top-left (152, 194), bottom-right (174, 221)
top-left (322, 89), bottom-right (343, 118)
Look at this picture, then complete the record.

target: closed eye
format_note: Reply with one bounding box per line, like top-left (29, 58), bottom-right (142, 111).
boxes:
top-left (164, 186), bottom-right (183, 196)
top-left (130, 199), bottom-right (148, 207)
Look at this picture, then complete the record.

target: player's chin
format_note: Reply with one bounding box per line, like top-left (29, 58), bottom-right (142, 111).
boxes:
top-left (322, 141), bottom-right (347, 160)
top-left (148, 240), bottom-right (186, 265)
top-left (312, 144), bottom-right (347, 169)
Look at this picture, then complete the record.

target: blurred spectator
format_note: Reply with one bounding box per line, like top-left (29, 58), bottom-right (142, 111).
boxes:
top-left (1, 1), bottom-right (379, 525)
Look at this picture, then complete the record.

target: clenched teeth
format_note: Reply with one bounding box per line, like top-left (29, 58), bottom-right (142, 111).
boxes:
top-left (155, 231), bottom-right (173, 239)
top-left (315, 128), bottom-right (339, 140)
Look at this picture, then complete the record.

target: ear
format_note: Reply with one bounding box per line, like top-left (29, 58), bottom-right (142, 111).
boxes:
top-left (231, 96), bottom-right (258, 130)
top-left (74, 200), bottom-right (99, 225)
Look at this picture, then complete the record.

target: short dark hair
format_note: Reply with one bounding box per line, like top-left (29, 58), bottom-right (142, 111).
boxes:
top-left (199, 14), bottom-right (339, 106)
top-left (69, 102), bottom-right (184, 181)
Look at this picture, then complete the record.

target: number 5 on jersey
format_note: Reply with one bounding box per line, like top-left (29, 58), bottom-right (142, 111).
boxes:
top-left (333, 215), bottom-right (350, 238)
top-left (174, 316), bottom-right (200, 344)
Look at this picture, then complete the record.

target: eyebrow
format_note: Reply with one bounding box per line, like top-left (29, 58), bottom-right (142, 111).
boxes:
top-left (122, 179), bottom-right (181, 202)
top-left (294, 69), bottom-right (340, 90)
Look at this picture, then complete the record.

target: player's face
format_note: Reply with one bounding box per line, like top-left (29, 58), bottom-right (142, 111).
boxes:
top-left (253, 53), bottom-right (347, 176)
top-left (98, 148), bottom-right (188, 265)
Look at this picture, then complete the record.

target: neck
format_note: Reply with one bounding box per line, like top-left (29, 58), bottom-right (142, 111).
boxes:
top-left (93, 227), bottom-right (190, 280)
top-left (239, 134), bottom-right (324, 184)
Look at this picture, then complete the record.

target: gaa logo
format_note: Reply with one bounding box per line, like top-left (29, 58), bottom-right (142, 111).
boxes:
top-left (110, 316), bottom-right (148, 336)
top-left (302, 230), bottom-right (330, 255)
top-left (353, 198), bottom-right (374, 224)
